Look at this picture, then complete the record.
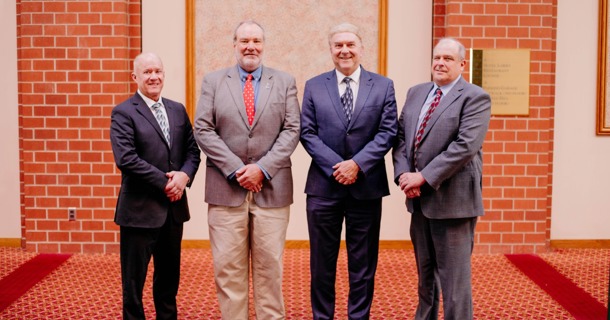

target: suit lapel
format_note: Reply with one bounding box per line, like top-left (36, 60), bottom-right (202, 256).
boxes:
top-left (324, 71), bottom-right (350, 129)
top-left (349, 68), bottom-right (373, 129)
top-left (133, 94), bottom-right (169, 149)
top-left (407, 83), bottom-right (434, 147)
top-left (421, 78), bottom-right (465, 142)
top-left (252, 67), bottom-right (273, 127)
top-left (225, 66), bottom-right (251, 127)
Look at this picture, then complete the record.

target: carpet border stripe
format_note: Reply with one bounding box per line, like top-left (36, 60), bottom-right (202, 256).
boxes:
top-left (505, 253), bottom-right (607, 319)
top-left (0, 253), bottom-right (72, 311)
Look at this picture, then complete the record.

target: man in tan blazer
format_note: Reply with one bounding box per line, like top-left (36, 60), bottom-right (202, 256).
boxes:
top-left (193, 20), bottom-right (300, 320)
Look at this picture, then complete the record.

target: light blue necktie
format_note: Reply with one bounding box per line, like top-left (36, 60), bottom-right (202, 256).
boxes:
top-left (152, 103), bottom-right (170, 146)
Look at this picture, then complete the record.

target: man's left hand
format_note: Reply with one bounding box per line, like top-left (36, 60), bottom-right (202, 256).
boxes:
top-left (165, 171), bottom-right (189, 202)
top-left (332, 159), bottom-right (360, 185)
top-left (398, 172), bottom-right (425, 198)
top-left (236, 164), bottom-right (264, 192)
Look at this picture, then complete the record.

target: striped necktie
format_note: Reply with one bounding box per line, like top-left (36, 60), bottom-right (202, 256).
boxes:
top-left (152, 102), bottom-right (170, 146)
top-left (413, 88), bottom-right (442, 168)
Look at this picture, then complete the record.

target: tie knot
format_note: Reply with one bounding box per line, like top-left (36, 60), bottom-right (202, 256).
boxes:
top-left (343, 77), bottom-right (352, 84)
top-left (246, 74), bottom-right (253, 81)
top-left (435, 88), bottom-right (442, 96)
top-left (152, 102), bottom-right (161, 110)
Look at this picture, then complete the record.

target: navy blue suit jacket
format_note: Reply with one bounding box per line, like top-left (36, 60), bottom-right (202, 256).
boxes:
top-left (300, 67), bottom-right (397, 200)
top-left (110, 93), bottom-right (201, 228)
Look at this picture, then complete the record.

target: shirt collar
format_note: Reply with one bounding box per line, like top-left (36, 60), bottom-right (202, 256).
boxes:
top-left (137, 90), bottom-right (163, 108)
top-left (238, 65), bottom-right (263, 82)
top-left (336, 66), bottom-right (361, 85)
top-left (434, 75), bottom-right (461, 96)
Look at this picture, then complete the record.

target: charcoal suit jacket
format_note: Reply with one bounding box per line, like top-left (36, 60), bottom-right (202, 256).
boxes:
top-left (110, 93), bottom-right (201, 228)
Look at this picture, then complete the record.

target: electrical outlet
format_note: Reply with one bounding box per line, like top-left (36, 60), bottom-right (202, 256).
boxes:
top-left (68, 207), bottom-right (76, 221)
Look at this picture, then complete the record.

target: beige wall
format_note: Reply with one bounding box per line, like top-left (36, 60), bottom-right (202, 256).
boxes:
top-left (552, 0), bottom-right (610, 239)
top-left (0, 1), bottom-right (22, 239)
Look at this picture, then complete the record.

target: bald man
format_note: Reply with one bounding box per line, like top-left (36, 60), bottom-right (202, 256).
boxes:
top-left (110, 52), bottom-right (201, 319)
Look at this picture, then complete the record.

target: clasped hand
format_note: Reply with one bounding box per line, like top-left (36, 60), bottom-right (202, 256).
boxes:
top-left (398, 172), bottom-right (425, 198)
top-left (165, 171), bottom-right (189, 202)
top-left (236, 164), bottom-right (264, 193)
top-left (332, 160), bottom-right (359, 185)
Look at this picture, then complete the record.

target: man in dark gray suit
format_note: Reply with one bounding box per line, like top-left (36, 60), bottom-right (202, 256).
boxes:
top-left (110, 52), bottom-right (201, 319)
top-left (392, 38), bottom-right (491, 320)
top-left (193, 20), bottom-right (300, 320)
top-left (301, 22), bottom-right (397, 320)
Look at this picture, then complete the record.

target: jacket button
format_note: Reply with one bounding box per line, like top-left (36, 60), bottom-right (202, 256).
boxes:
top-left (249, 133), bottom-right (253, 138)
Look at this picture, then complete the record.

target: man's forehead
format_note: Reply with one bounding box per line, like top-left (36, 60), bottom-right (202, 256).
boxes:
top-left (236, 24), bottom-right (264, 36)
top-left (433, 47), bottom-right (459, 56)
top-left (140, 66), bottom-right (163, 70)
top-left (331, 34), bottom-right (362, 47)
top-left (237, 35), bottom-right (263, 40)
top-left (332, 39), bottom-right (358, 43)
top-left (434, 42), bottom-right (459, 53)
top-left (332, 32), bottom-right (359, 40)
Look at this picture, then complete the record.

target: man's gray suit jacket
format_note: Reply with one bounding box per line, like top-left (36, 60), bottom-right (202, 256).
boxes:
top-left (194, 65), bottom-right (300, 208)
top-left (392, 77), bottom-right (491, 219)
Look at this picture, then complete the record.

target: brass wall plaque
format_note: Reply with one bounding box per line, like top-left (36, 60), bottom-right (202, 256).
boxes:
top-left (470, 49), bottom-right (530, 116)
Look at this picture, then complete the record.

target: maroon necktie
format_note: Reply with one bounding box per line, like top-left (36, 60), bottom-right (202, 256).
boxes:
top-left (243, 74), bottom-right (255, 126)
top-left (413, 88), bottom-right (442, 168)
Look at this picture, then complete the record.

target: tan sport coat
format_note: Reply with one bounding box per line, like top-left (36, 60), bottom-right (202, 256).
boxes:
top-left (194, 65), bottom-right (300, 208)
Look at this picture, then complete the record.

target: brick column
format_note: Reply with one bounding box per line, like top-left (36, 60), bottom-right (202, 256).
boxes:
top-left (17, 0), bottom-right (141, 253)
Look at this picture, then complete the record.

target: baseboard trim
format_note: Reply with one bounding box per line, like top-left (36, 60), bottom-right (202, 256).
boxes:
top-left (182, 240), bottom-right (413, 250)
top-left (182, 240), bottom-right (211, 249)
top-left (0, 238), bottom-right (22, 247)
top-left (550, 240), bottom-right (610, 249)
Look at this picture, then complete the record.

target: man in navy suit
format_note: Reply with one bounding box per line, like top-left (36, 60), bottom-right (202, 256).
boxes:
top-left (300, 22), bottom-right (397, 320)
top-left (110, 52), bottom-right (201, 320)
top-left (392, 38), bottom-right (491, 319)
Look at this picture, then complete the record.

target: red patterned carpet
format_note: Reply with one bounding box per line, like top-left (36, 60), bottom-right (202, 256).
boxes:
top-left (0, 247), bottom-right (608, 319)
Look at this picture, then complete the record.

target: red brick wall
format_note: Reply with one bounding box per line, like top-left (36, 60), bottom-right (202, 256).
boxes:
top-left (17, 0), bottom-right (141, 253)
top-left (16, 1), bottom-right (557, 254)
top-left (433, 0), bottom-right (557, 253)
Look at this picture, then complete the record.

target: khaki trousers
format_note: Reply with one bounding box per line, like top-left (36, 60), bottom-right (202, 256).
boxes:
top-left (208, 192), bottom-right (290, 320)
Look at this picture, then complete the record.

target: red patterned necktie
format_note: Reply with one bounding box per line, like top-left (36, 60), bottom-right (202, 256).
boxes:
top-left (243, 74), bottom-right (255, 126)
top-left (413, 88), bottom-right (442, 168)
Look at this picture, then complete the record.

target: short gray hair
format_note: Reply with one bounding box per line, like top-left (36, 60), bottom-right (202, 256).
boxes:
top-left (435, 38), bottom-right (466, 61)
top-left (233, 20), bottom-right (265, 42)
top-left (328, 22), bottom-right (362, 45)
